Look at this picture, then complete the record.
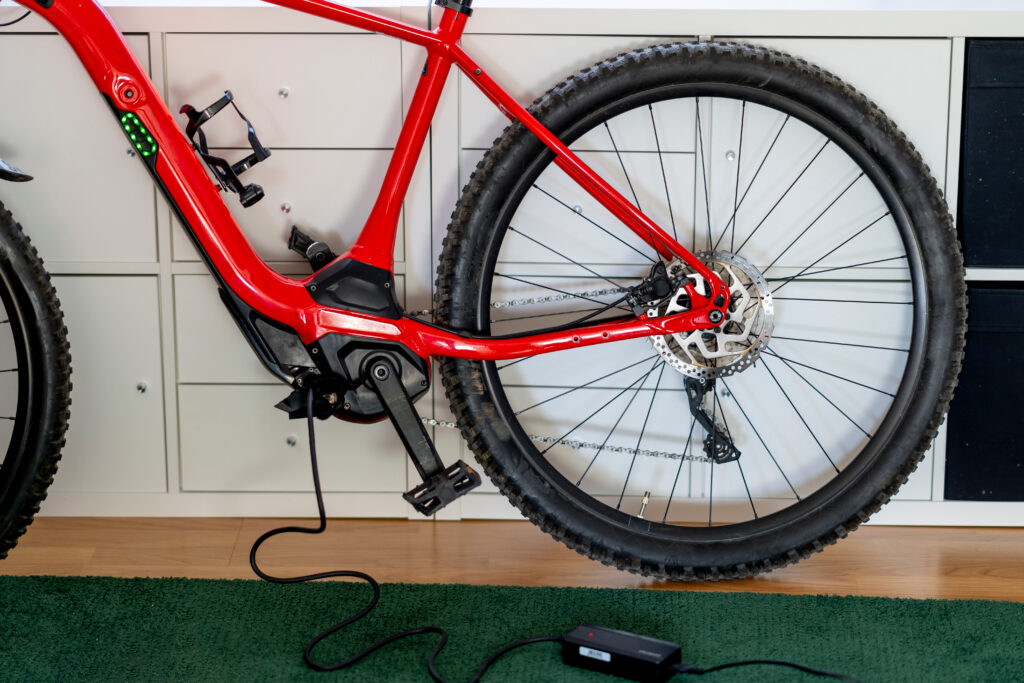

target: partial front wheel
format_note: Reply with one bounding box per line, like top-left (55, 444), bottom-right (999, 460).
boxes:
top-left (0, 201), bottom-right (71, 559)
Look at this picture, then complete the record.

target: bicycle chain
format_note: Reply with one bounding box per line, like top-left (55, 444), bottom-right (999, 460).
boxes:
top-left (406, 286), bottom-right (629, 319)
top-left (420, 417), bottom-right (713, 464)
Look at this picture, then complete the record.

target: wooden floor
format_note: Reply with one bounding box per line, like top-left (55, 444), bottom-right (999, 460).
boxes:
top-left (3, 518), bottom-right (1024, 601)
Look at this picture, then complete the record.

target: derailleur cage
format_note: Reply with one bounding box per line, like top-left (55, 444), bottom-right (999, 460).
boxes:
top-left (180, 90), bottom-right (271, 207)
top-left (684, 377), bottom-right (741, 464)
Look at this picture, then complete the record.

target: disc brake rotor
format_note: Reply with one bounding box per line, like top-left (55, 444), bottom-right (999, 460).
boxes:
top-left (649, 251), bottom-right (774, 379)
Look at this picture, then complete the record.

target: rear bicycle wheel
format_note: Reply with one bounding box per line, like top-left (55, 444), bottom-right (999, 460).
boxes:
top-left (436, 42), bottom-right (965, 579)
top-left (0, 200), bottom-right (71, 559)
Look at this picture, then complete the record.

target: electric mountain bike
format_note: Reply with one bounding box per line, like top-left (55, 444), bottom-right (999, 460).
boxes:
top-left (0, 0), bottom-right (966, 580)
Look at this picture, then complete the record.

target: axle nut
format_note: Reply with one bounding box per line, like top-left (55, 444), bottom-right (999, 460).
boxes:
top-left (708, 309), bottom-right (724, 324)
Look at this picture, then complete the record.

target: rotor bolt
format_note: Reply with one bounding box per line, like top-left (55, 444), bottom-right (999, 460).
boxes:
top-left (286, 435), bottom-right (297, 447)
top-left (725, 150), bottom-right (736, 162)
top-left (572, 205), bottom-right (583, 214)
top-left (280, 202), bottom-right (292, 214)
top-left (136, 381), bottom-right (148, 394)
top-left (279, 87), bottom-right (290, 99)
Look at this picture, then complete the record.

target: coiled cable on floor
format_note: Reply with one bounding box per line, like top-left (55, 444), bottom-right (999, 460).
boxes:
top-left (249, 386), bottom-right (560, 682)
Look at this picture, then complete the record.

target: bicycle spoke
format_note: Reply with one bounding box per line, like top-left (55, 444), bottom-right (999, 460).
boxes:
top-left (729, 101), bottom-right (745, 252)
top-left (508, 225), bottom-right (631, 289)
top-left (762, 348), bottom-right (894, 397)
top-left (574, 360), bottom-right (664, 485)
top-left (771, 335), bottom-right (909, 353)
top-left (662, 416), bottom-right (697, 523)
top-left (771, 297), bottom-right (911, 306)
top-left (720, 378), bottom-right (799, 499)
top-left (735, 139), bottom-right (829, 255)
top-left (492, 305), bottom-right (612, 325)
top-left (762, 172), bottom-right (864, 273)
top-left (716, 390), bottom-right (757, 519)
top-left (0, 368), bottom-right (17, 373)
top-left (648, 105), bottom-right (678, 241)
top-left (769, 352), bottom-right (873, 438)
top-left (695, 97), bottom-right (713, 249)
top-left (604, 121), bottom-right (642, 211)
top-left (765, 255), bottom-right (908, 285)
top-left (534, 185), bottom-right (656, 263)
top-left (714, 113), bottom-right (790, 252)
top-left (768, 211), bottom-right (891, 296)
top-left (761, 357), bottom-right (839, 472)
top-left (496, 356), bottom-right (532, 371)
top-left (517, 354), bottom-right (660, 416)
top-left (617, 362), bottom-right (665, 510)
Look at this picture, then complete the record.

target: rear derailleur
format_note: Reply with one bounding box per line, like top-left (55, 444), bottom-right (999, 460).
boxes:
top-left (684, 377), bottom-right (740, 464)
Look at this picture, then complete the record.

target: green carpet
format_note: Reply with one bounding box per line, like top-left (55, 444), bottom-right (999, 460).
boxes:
top-left (1, 576), bottom-right (1022, 682)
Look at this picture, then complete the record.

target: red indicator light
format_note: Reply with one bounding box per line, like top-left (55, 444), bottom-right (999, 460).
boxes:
top-left (588, 632), bottom-right (593, 637)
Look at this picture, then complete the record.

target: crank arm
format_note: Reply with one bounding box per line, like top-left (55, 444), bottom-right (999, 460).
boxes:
top-left (366, 356), bottom-right (481, 515)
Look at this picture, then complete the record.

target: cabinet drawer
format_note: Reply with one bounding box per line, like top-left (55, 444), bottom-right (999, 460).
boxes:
top-left (960, 39), bottom-right (1024, 267)
top-left (171, 149), bottom-right (403, 263)
top-left (166, 33), bottom-right (402, 150)
top-left (174, 274), bottom-right (406, 384)
top-left (945, 286), bottom-right (1024, 501)
top-left (50, 276), bottom-right (166, 493)
top-left (0, 35), bottom-right (156, 263)
top-left (178, 385), bottom-right (408, 493)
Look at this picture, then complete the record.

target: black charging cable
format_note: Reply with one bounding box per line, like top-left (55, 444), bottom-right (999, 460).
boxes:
top-left (251, 387), bottom-right (857, 682)
top-left (250, 386), bottom-right (561, 682)
top-left (673, 660), bottom-right (859, 682)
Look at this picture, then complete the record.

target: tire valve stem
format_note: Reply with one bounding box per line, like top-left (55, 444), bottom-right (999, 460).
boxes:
top-left (638, 491), bottom-right (651, 519)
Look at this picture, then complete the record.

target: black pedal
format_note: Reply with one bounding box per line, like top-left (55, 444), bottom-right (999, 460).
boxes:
top-left (180, 90), bottom-right (271, 208)
top-left (403, 460), bottom-right (481, 515)
top-left (288, 226), bottom-right (337, 271)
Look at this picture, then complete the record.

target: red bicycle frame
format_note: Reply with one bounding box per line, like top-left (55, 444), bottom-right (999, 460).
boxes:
top-left (24, 0), bottom-right (730, 364)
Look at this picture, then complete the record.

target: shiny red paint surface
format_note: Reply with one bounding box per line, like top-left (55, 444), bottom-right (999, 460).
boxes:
top-left (25, 0), bottom-right (728, 363)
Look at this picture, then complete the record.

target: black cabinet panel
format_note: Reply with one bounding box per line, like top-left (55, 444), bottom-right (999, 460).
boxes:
top-left (960, 40), bottom-right (1024, 267)
top-left (945, 286), bottom-right (1024, 500)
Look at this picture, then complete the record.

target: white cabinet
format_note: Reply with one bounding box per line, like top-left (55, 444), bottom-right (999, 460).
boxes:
top-left (165, 33), bottom-right (403, 150)
top-left (49, 276), bottom-right (166, 493)
top-left (178, 385), bottom-right (409, 493)
top-left (0, 34), bottom-right (156, 264)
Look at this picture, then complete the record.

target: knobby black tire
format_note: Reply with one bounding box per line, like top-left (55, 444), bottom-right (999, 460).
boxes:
top-left (0, 200), bottom-right (71, 559)
top-left (435, 42), bottom-right (966, 580)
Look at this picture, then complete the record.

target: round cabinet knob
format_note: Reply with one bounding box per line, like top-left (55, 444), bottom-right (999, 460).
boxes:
top-left (136, 381), bottom-right (148, 394)
top-left (278, 87), bottom-right (290, 99)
